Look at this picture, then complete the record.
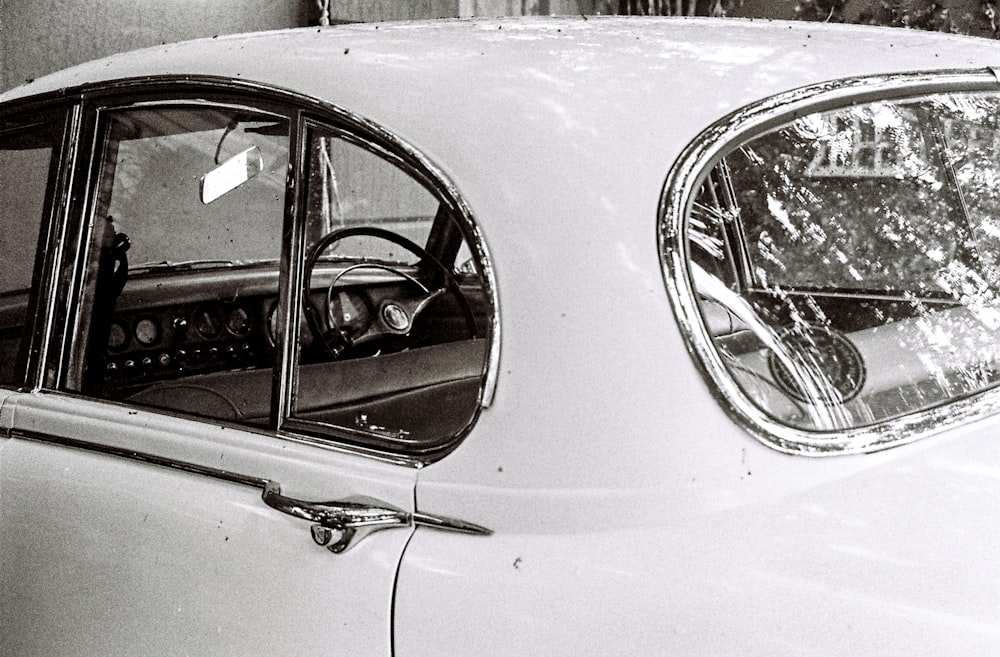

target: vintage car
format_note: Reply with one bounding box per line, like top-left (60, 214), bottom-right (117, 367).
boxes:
top-left (3, 14), bottom-right (1000, 655)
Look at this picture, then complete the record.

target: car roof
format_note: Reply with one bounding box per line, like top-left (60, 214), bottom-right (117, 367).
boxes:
top-left (4, 17), bottom-right (997, 196)
top-left (5, 17), bottom-right (998, 149)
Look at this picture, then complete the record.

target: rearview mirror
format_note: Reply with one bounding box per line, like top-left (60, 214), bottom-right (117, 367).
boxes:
top-left (200, 145), bottom-right (263, 204)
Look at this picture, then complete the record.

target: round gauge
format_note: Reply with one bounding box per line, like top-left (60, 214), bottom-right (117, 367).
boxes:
top-left (107, 320), bottom-right (128, 351)
top-left (225, 305), bottom-right (252, 337)
top-left (266, 302), bottom-right (279, 346)
top-left (267, 301), bottom-right (312, 350)
top-left (193, 306), bottom-right (223, 339)
top-left (134, 317), bottom-right (161, 347)
top-left (329, 290), bottom-right (372, 336)
top-left (768, 325), bottom-right (866, 405)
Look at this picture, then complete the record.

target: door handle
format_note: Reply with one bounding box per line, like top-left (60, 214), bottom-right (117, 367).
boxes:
top-left (6, 429), bottom-right (487, 555)
top-left (262, 481), bottom-right (490, 553)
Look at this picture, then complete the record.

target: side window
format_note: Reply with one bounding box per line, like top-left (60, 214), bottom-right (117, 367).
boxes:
top-left (65, 101), bottom-right (491, 455)
top-left (69, 104), bottom-right (289, 422)
top-left (685, 91), bottom-right (1000, 440)
top-left (0, 113), bottom-right (64, 386)
top-left (286, 124), bottom-right (489, 451)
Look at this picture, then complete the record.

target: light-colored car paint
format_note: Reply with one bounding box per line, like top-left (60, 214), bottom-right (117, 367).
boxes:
top-left (3, 16), bottom-right (1000, 655)
top-left (1, 393), bottom-right (416, 656)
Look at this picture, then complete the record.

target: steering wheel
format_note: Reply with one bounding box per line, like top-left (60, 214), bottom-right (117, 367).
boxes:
top-left (303, 226), bottom-right (477, 359)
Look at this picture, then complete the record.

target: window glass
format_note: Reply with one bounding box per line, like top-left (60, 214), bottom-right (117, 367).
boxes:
top-left (688, 92), bottom-right (1000, 432)
top-left (104, 108), bottom-right (286, 267)
top-left (288, 125), bottom-right (488, 450)
top-left (71, 105), bottom-right (289, 423)
top-left (0, 115), bottom-right (62, 386)
top-left (68, 105), bottom-right (490, 453)
top-left (305, 134), bottom-right (437, 261)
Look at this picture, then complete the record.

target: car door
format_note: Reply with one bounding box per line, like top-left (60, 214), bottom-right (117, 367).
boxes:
top-left (0, 88), bottom-right (493, 657)
top-left (0, 394), bottom-right (417, 657)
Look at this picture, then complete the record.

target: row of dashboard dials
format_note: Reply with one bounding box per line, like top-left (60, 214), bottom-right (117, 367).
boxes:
top-left (104, 341), bottom-right (256, 374)
top-left (107, 302), bottom-right (259, 352)
top-left (105, 288), bottom-right (354, 355)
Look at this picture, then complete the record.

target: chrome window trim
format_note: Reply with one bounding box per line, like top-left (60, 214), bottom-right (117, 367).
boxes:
top-left (10, 425), bottom-right (272, 490)
top-left (274, 116), bottom-right (497, 459)
top-left (0, 102), bottom-right (79, 393)
top-left (13, 75), bottom-right (499, 466)
top-left (60, 98), bottom-right (294, 395)
top-left (659, 69), bottom-right (1000, 456)
top-left (33, 107), bottom-right (81, 392)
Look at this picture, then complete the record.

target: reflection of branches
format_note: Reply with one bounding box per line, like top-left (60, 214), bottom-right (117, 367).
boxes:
top-left (856, 0), bottom-right (955, 32)
top-left (732, 109), bottom-right (973, 293)
top-left (794, 0), bottom-right (963, 33)
top-left (613, 0), bottom-right (731, 16)
top-left (794, 0), bottom-right (847, 22)
top-left (689, 200), bottom-right (730, 261)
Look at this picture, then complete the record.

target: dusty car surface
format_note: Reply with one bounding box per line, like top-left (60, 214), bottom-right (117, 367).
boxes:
top-left (4, 15), bottom-right (1000, 656)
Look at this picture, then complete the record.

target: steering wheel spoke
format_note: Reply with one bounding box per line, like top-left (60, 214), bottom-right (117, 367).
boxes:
top-left (372, 288), bottom-right (447, 338)
top-left (304, 227), bottom-right (477, 360)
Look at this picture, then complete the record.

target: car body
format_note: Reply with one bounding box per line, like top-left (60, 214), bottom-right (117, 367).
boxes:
top-left (3, 15), bottom-right (1000, 656)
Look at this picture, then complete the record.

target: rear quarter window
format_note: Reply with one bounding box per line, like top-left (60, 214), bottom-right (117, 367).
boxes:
top-left (665, 76), bottom-right (1000, 453)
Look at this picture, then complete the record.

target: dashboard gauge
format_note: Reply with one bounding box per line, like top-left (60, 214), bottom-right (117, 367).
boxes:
top-left (329, 290), bottom-right (372, 336)
top-left (267, 302), bottom-right (279, 346)
top-left (225, 305), bottom-right (252, 336)
top-left (267, 301), bottom-right (312, 350)
top-left (107, 320), bottom-right (128, 351)
top-left (193, 306), bottom-right (223, 339)
top-left (134, 317), bottom-right (160, 346)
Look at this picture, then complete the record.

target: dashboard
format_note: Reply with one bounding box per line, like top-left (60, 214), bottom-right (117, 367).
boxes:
top-left (103, 297), bottom-right (275, 384)
top-left (99, 267), bottom-right (282, 393)
top-left (97, 264), bottom-right (488, 397)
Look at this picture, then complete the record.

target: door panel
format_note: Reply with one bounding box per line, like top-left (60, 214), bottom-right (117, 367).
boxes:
top-left (0, 393), bottom-right (416, 657)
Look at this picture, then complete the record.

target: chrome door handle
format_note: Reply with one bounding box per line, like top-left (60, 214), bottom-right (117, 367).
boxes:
top-left (262, 482), bottom-right (408, 553)
top-left (262, 481), bottom-right (490, 553)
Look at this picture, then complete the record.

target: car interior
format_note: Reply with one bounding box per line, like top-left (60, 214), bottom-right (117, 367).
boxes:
top-left (33, 102), bottom-right (494, 452)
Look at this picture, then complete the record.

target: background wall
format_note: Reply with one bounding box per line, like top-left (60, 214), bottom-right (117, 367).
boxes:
top-left (0, 0), bottom-right (309, 91)
top-left (0, 0), bottom-right (600, 92)
top-left (323, 1), bottom-right (611, 21)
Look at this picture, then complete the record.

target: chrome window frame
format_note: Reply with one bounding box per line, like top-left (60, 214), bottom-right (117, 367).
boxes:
top-left (659, 68), bottom-right (1000, 456)
top-left (17, 76), bottom-right (499, 466)
top-left (63, 97), bottom-right (294, 397)
top-left (0, 101), bottom-right (79, 393)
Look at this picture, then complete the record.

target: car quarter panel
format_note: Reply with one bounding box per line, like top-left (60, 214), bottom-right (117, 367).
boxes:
top-left (398, 422), bottom-right (1000, 655)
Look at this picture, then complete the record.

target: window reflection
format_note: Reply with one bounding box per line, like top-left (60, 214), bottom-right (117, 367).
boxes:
top-left (689, 91), bottom-right (1000, 431)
